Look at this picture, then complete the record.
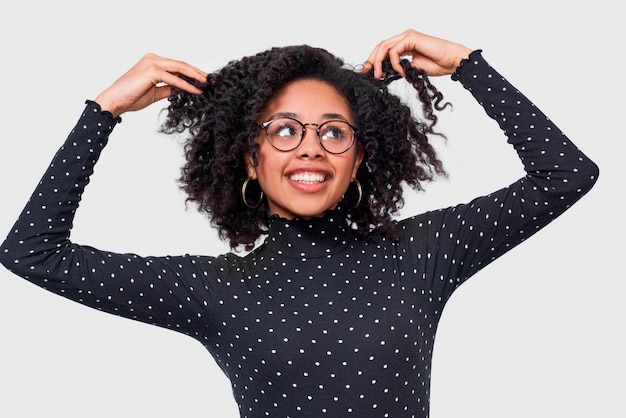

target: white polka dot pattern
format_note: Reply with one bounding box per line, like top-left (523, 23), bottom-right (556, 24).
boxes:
top-left (0, 52), bottom-right (598, 417)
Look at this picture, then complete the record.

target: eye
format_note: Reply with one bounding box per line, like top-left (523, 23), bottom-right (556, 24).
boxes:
top-left (321, 121), bottom-right (350, 141)
top-left (270, 119), bottom-right (300, 139)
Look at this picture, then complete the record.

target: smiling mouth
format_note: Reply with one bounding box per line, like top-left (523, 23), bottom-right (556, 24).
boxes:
top-left (288, 172), bottom-right (327, 184)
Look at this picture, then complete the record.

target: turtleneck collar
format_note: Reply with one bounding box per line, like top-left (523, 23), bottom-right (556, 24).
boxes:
top-left (262, 209), bottom-right (353, 259)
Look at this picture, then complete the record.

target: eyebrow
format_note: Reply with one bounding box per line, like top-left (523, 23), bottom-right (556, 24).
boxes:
top-left (268, 112), bottom-right (350, 122)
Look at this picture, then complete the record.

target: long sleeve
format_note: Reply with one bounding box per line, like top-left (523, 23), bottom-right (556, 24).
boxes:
top-left (398, 51), bottom-right (600, 299)
top-left (0, 101), bottom-right (219, 339)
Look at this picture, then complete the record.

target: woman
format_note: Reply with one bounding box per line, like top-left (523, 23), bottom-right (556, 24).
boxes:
top-left (0, 29), bottom-right (598, 417)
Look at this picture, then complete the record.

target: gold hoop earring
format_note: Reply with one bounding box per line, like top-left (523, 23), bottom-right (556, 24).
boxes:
top-left (352, 178), bottom-right (362, 209)
top-left (242, 178), bottom-right (264, 209)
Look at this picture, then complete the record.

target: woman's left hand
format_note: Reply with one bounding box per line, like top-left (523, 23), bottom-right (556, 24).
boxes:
top-left (363, 29), bottom-right (473, 79)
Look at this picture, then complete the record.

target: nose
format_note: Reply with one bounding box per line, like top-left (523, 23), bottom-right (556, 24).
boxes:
top-left (297, 125), bottom-right (325, 158)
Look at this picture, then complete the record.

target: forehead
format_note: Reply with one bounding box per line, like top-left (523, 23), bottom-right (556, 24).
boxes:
top-left (261, 79), bottom-right (352, 120)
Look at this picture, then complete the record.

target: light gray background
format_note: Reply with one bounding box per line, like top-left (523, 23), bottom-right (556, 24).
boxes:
top-left (0, 1), bottom-right (622, 417)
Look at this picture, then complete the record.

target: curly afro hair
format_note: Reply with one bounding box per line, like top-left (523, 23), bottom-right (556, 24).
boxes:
top-left (160, 45), bottom-right (449, 251)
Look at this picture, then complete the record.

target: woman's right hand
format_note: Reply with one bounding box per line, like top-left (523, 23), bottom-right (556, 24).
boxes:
top-left (94, 53), bottom-right (208, 118)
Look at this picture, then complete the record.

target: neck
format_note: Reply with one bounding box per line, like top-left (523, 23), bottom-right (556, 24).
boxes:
top-left (263, 209), bottom-right (352, 259)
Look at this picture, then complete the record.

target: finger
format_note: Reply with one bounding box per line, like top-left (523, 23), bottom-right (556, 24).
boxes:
top-left (158, 71), bottom-right (205, 94)
top-left (152, 84), bottom-right (175, 102)
top-left (365, 32), bottom-right (410, 79)
top-left (173, 62), bottom-right (209, 84)
top-left (363, 48), bottom-right (381, 78)
top-left (158, 59), bottom-right (208, 84)
top-left (387, 32), bottom-right (421, 77)
top-left (360, 60), bottom-right (373, 74)
top-left (140, 54), bottom-right (205, 81)
top-left (365, 45), bottom-right (389, 79)
top-left (386, 47), bottom-right (405, 78)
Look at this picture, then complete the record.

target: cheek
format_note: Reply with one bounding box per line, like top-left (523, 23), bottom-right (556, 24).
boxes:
top-left (254, 146), bottom-right (285, 181)
top-left (343, 153), bottom-right (363, 180)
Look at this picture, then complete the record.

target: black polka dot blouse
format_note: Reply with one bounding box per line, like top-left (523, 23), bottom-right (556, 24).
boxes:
top-left (0, 51), bottom-right (599, 417)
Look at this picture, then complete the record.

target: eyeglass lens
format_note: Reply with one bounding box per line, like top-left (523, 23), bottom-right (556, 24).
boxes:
top-left (264, 117), bottom-right (355, 154)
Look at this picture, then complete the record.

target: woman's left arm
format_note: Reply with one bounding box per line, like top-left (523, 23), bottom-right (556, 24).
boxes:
top-left (375, 30), bottom-right (599, 292)
top-left (423, 50), bottom-right (599, 291)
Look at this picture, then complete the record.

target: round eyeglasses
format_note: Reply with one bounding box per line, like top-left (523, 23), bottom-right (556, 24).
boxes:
top-left (258, 117), bottom-right (357, 154)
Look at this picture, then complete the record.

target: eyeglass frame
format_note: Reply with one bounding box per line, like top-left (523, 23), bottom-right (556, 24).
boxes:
top-left (257, 116), bottom-right (358, 155)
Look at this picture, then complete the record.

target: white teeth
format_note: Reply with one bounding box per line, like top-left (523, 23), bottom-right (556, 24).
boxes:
top-left (289, 172), bottom-right (326, 183)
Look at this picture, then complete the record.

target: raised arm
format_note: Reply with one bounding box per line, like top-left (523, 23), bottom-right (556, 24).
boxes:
top-left (372, 29), bottom-right (599, 296)
top-left (0, 55), bottom-right (219, 339)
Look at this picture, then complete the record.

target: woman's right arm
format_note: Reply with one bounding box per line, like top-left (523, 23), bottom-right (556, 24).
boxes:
top-left (0, 56), bottom-right (217, 339)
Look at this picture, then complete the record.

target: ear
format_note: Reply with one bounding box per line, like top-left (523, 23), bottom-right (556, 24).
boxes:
top-left (244, 152), bottom-right (257, 179)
